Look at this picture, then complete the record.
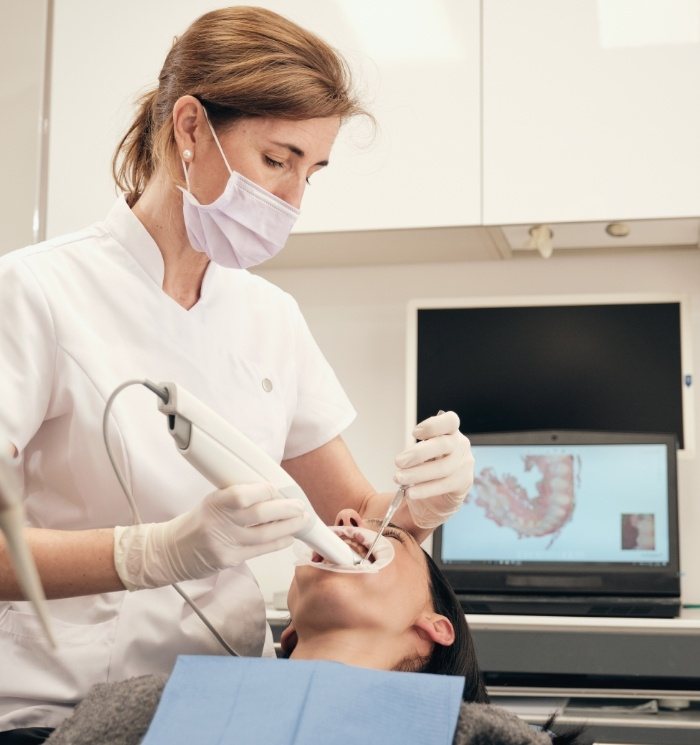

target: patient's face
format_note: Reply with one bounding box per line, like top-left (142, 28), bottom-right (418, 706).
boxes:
top-left (286, 512), bottom-right (434, 646)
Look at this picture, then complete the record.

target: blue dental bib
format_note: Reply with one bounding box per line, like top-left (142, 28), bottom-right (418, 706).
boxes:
top-left (142, 655), bottom-right (464, 745)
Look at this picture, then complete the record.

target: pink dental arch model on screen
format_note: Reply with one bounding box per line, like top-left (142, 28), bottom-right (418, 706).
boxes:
top-left (471, 455), bottom-right (580, 547)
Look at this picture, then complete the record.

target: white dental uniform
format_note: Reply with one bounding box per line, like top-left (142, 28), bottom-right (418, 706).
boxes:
top-left (0, 196), bottom-right (355, 731)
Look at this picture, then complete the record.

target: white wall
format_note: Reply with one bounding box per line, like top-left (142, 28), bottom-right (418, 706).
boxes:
top-left (249, 248), bottom-right (700, 605)
top-left (0, 0), bottom-right (48, 253)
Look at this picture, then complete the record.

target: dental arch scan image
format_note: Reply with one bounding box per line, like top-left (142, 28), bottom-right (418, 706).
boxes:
top-left (442, 443), bottom-right (670, 565)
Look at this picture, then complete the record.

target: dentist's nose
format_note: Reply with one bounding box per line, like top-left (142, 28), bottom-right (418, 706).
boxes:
top-left (274, 179), bottom-right (305, 210)
top-left (334, 509), bottom-right (364, 529)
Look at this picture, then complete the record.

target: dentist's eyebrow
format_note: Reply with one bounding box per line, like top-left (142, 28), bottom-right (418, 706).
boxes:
top-left (270, 141), bottom-right (329, 167)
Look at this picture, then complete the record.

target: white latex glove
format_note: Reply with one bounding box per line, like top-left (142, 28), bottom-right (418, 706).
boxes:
top-left (394, 411), bottom-right (473, 529)
top-left (113, 483), bottom-right (309, 591)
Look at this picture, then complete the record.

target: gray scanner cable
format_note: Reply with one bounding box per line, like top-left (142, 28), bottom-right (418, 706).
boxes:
top-left (102, 379), bottom-right (239, 657)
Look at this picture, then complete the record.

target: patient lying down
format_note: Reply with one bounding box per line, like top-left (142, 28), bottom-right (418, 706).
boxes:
top-left (46, 510), bottom-right (587, 745)
top-left (282, 509), bottom-right (585, 745)
top-left (283, 509), bottom-right (489, 704)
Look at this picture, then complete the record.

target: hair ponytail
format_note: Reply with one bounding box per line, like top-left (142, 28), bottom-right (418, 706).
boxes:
top-left (113, 88), bottom-right (157, 200)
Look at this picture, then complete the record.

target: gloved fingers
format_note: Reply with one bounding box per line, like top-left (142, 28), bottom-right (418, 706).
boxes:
top-left (210, 482), bottom-right (278, 511)
top-left (232, 535), bottom-right (297, 563)
top-left (233, 497), bottom-right (307, 529)
top-left (404, 462), bottom-right (473, 502)
top-left (232, 512), bottom-right (309, 546)
top-left (395, 445), bottom-right (461, 488)
top-left (395, 431), bottom-right (462, 468)
top-left (397, 433), bottom-right (473, 486)
top-left (412, 410), bottom-right (461, 440)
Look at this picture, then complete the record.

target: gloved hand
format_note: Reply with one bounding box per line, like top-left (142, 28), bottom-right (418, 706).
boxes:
top-left (113, 483), bottom-right (309, 591)
top-left (394, 411), bottom-right (473, 529)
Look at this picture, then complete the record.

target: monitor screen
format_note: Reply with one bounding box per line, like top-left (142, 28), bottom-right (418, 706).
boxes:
top-left (441, 441), bottom-right (670, 567)
top-left (413, 299), bottom-right (690, 449)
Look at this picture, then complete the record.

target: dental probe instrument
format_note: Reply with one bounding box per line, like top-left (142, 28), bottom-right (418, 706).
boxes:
top-left (361, 407), bottom-right (444, 564)
top-left (0, 441), bottom-right (56, 648)
top-left (361, 486), bottom-right (406, 565)
top-left (152, 381), bottom-right (363, 567)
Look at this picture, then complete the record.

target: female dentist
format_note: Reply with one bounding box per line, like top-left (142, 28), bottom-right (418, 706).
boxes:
top-left (0, 6), bottom-right (473, 741)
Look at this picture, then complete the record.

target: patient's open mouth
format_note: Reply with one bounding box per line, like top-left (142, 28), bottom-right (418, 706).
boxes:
top-left (296, 526), bottom-right (394, 574)
top-left (312, 532), bottom-right (376, 564)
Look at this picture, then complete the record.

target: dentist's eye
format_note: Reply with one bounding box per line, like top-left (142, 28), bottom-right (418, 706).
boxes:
top-left (265, 156), bottom-right (284, 169)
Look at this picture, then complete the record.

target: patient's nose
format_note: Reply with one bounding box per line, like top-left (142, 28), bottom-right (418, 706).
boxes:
top-left (334, 508), bottom-right (364, 528)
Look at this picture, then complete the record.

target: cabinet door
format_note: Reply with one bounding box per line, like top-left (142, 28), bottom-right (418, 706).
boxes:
top-left (287, 0), bottom-right (481, 232)
top-left (482, 0), bottom-right (700, 225)
top-left (48, 0), bottom-right (481, 239)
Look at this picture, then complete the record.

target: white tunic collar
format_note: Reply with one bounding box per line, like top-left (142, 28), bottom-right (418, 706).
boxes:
top-left (104, 195), bottom-right (166, 286)
top-left (103, 195), bottom-right (219, 300)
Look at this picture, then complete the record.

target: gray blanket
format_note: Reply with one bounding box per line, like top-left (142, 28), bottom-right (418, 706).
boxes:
top-left (47, 674), bottom-right (551, 745)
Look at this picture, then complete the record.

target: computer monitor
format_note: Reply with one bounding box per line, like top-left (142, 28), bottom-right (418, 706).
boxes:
top-left (432, 431), bottom-right (681, 613)
top-left (407, 295), bottom-right (694, 452)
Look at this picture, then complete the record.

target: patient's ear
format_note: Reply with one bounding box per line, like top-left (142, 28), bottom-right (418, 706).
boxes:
top-left (280, 623), bottom-right (298, 657)
top-left (414, 614), bottom-right (455, 647)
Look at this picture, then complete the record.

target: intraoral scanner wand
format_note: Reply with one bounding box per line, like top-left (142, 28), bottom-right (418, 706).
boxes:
top-left (153, 382), bottom-right (362, 567)
top-left (0, 442), bottom-right (56, 648)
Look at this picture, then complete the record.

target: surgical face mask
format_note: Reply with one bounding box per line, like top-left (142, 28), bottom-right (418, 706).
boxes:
top-left (179, 112), bottom-right (300, 269)
top-left (294, 526), bottom-right (395, 574)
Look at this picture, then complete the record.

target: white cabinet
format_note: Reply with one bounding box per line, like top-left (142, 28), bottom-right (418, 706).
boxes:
top-left (482, 0), bottom-right (700, 225)
top-left (46, 0), bottom-right (699, 248)
top-left (47, 0), bottom-right (481, 238)
top-left (289, 0), bottom-right (482, 233)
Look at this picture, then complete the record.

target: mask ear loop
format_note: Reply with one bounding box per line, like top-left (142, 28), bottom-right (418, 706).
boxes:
top-left (180, 106), bottom-right (232, 191)
top-left (180, 158), bottom-right (192, 192)
top-left (201, 106), bottom-right (233, 176)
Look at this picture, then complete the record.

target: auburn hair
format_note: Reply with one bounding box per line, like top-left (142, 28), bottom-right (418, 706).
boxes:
top-left (113, 6), bottom-right (366, 197)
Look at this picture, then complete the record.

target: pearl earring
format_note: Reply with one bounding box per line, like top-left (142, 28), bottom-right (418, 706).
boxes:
top-left (182, 149), bottom-right (193, 160)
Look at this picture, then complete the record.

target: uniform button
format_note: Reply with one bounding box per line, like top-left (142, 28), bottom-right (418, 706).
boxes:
top-left (262, 378), bottom-right (273, 392)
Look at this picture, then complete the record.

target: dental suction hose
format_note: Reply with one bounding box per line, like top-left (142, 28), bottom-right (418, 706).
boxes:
top-left (0, 441), bottom-right (56, 649)
top-left (155, 381), bottom-right (361, 567)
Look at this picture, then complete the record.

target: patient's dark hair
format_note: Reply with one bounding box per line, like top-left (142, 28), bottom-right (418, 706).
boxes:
top-left (282, 545), bottom-right (585, 741)
top-left (407, 553), bottom-right (588, 743)
top-left (394, 549), bottom-right (489, 703)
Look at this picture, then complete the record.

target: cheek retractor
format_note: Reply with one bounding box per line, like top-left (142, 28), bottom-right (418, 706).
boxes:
top-left (294, 526), bottom-right (395, 574)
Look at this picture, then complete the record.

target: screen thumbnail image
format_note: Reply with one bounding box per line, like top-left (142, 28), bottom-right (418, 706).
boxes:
top-left (621, 513), bottom-right (656, 550)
